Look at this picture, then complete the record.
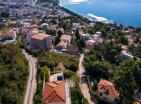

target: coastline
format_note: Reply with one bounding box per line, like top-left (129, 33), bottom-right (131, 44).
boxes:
top-left (59, 6), bottom-right (91, 23)
top-left (59, 0), bottom-right (113, 25)
top-left (59, 0), bottom-right (141, 27)
top-left (59, 5), bottom-right (140, 27)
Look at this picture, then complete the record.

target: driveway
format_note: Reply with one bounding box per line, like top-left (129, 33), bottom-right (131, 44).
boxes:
top-left (77, 54), bottom-right (95, 104)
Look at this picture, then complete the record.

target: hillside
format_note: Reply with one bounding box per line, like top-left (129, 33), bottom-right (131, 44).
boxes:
top-left (38, 0), bottom-right (60, 4)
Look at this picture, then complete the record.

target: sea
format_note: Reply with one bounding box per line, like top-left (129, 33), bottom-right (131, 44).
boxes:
top-left (61, 0), bottom-right (141, 27)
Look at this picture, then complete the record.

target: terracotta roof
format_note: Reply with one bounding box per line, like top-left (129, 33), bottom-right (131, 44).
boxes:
top-left (0, 31), bottom-right (15, 36)
top-left (85, 40), bottom-right (96, 45)
top-left (97, 79), bottom-right (118, 98)
top-left (43, 81), bottom-right (66, 103)
top-left (31, 34), bottom-right (50, 40)
top-left (56, 40), bottom-right (67, 47)
top-left (121, 45), bottom-right (128, 52)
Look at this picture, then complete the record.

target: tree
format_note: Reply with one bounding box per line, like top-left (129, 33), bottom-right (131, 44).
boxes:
top-left (0, 43), bottom-right (28, 104)
top-left (75, 28), bottom-right (80, 40)
top-left (0, 11), bottom-right (9, 18)
top-left (55, 36), bottom-right (61, 45)
top-left (84, 48), bottom-right (102, 62)
top-left (34, 94), bottom-right (43, 104)
top-left (39, 66), bottom-right (50, 82)
top-left (134, 43), bottom-right (141, 58)
top-left (45, 30), bottom-right (56, 36)
top-left (70, 84), bottom-right (85, 104)
top-left (38, 53), bottom-right (54, 70)
top-left (102, 42), bottom-right (121, 64)
top-left (117, 36), bottom-right (128, 45)
top-left (113, 59), bottom-right (137, 104)
top-left (85, 61), bottom-right (113, 80)
top-left (132, 60), bottom-right (141, 89)
top-left (77, 38), bottom-right (85, 52)
top-left (57, 29), bottom-right (63, 37)
top-left (64, 61), bottom-right (78, 72)
top-left (50, 19), bottom-right (58, 24)
top-left (1, 89), bottom-right (20, 104)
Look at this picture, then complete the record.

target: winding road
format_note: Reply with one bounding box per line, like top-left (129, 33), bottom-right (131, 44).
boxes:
top-left (77, 54), bottom-right (95, 104)
top-left (23, 50), bottom-right (37, 104)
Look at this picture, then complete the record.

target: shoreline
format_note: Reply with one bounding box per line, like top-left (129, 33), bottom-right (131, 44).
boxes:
top-left (59, 5), bottom-right (115, 25)
top-left (59, 0), bottom-right (141, 28)
top-left (59, 6), bottom-right (91, 23)
top-left (60, 5), bottom-right (141, 28)
top-left (59, 1), bottom-right (115, 25)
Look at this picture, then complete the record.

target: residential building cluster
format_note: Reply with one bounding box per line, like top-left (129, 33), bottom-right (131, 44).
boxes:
top-left (0, 2), bottom-right (140, 104)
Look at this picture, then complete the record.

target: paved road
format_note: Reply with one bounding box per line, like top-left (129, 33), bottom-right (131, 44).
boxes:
top-left (77, 54), bottom-right (95, 104)
top-left (66, 80), bottom-right (71, 104)
top-left (23, 50), bottom-right (37, 104)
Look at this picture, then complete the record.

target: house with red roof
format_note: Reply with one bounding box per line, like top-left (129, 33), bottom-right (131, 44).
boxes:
top-left (43, 81), bottom-right (66, 104)
top-left (26, 28), bottom-right (39, 43)
top-left (0, 31), bottom-right (16, 41)
top-left (55, 35), bottom-right (72, 51)
top-left (97, 79), bottom-right (119, 104)
top-left (30, 33), bottom-right (52, 50)
top-left (66, 45), bottom-right (79, 55)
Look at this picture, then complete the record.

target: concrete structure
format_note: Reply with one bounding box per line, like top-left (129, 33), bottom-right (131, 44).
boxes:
top-left (23, 22), bottom-right (31, 28)
top-left (50, 72), bottom-right (64, 82)
top-left (60, 35), bottom-right (72, 46)
top-left (0, 31), bottom-right (16, 41)
top-left (56, 35), bottom-right (72, 50)
top-left (66, 45), bottom-right (79, 54)
top-left (30, 34), bottom-right (52, 50)
top-left (120, 45), bottom-right (133, 59)
top-left (40, 23), bottom-right (49, 30)
top-left (56, 40), bottom-right (67, 50)
top-left (26, 28), bottom-right (39, 43)
top-left (85, 39), bottom-right (96, 50)
top-left (72, 23), bottom-right (80, 30)
top-left (97, 79), bottom-right (119, 104)
top-left (80, 33), bottom-right (103, 50)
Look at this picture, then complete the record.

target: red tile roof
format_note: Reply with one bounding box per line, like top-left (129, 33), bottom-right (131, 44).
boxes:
top-left (43, 81), bottom-right (66, 103)
top-left (97, 79), bottom-right (118, 98)
top-left (121, 45), bottom-right (128, 52)
top-left (0, 31), bottom-right (15, 36)
top-left (56, 40), bottom-right (66, 47)
top-left (31, 34), bottom-right (50, 40)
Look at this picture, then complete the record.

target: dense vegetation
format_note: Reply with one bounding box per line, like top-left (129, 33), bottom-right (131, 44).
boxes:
top-left (33, 50), bottom-right (79, 104)
top-left (0, 43), bottom-right (28, 104)
top-left (70, 85), bottom-right (88, 104)
top-left (0, 11), bottom-right (9, 18)
top-left (84, 43), bottom-right (141, 104)
top-left (63, 66), bottom-right (89, 104)
top-left (37, 51), bottom-right (79, 72)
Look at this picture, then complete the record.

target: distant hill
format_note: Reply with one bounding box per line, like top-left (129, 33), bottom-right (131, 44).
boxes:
top-left (39, 0), bottom-right (60, 4)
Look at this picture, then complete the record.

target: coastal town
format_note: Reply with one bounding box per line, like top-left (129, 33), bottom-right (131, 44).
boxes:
top-left (0, 0), bottom-right (141, 104)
